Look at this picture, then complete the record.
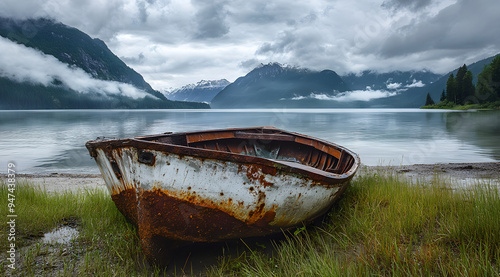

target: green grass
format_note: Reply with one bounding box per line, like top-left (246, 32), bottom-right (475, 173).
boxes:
top-left (0, 179), bottom-right (161, 276)
top-left (421, 100), bottom-right (500, 110)
top-left (1, 171), bottom-right (500, 276)
top-left (207, 171), bottom-right (500, 276)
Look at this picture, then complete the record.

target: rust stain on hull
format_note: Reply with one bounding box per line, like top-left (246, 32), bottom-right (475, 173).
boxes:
top-left (86, 126), bottom-right (360, 265)
top-left (137, 188), bottom-right (277, 242)
top-left (111, 188), bottom-right (138, 225)
top-left (116, 187), bottom-right (278, 266)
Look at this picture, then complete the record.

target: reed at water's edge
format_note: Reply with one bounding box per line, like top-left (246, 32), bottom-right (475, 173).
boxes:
top-left (1, 169), bottom-right (499, 276)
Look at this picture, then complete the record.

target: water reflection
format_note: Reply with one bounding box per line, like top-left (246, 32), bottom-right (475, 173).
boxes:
top-left (0, 109), bottom-right (499, 174)
top-left (443, 111), bottom-right (500, 160)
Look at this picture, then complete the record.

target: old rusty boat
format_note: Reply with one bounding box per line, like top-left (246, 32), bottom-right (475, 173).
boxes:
top-left (85, 127), bottom-right (359, 264)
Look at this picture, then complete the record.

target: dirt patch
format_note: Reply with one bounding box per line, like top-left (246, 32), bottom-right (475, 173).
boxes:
top-left (4, 218), bottom-right (83, 277)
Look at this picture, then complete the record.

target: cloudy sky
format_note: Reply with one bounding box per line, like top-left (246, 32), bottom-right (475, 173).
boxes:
top-left (1, 0), bottom-right (499, 90)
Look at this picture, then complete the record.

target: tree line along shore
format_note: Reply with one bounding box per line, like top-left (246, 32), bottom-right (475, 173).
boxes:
top-left (423, 56), bottom-right (500, 109)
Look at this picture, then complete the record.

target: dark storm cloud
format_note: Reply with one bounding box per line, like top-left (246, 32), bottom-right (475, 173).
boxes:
top-left (379, 0), bottom-right (500, 58)
top-left (256, 31), bottom-right (296, 55)
top-left (240, 59), bottom-right (262, 70)
top-left (121, 52), bottom-right (146, 65)
top-left (382, 0), bottom-right (434, 10)
top-left (136, 0), bottom-right (150, 23)
top-left (193, 0), bottom-right (230, 39)
top-left (229, 1), bottom-right (304, 25)
top-left (255, 10), bottom-right (321, 55)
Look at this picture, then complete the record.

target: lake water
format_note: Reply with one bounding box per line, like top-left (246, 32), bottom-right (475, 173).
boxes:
top-left (1, 109), bottom-right (499, 174)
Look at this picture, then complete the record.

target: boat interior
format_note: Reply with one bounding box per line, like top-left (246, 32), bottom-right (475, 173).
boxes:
top-left (138, 128), bottom-right (357, 175)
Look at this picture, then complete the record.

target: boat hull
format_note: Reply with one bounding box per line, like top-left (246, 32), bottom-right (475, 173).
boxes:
top-left (86, 127), bottom-right (359, 264)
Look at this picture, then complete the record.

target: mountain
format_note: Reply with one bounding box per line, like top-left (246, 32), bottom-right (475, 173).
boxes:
top-left (210, 55), bottom-right (498, 109)
top-left (211, 63), bottom-right (349, 108)
top-left (210, 63), bottom-right (443, 108)
top-left (0, 17), bottom-right (209, 109)
top-left (164, 79), bottom-right (229, 103)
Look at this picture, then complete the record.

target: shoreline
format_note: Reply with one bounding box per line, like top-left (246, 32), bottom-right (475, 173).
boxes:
top-left (2, 162), bottom-right (499, 193)
top-left (365, 162), bottom-right (500, 180)
top-left (1, 172), bottom-right (106, 194)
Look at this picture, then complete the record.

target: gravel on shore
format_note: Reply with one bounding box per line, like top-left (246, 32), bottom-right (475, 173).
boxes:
top-left (2, 162), bottom-right (499, 194)
top-left (366, 162), bottom-right (500, 179)
top-left (1, 173), bottom-right (106, 194)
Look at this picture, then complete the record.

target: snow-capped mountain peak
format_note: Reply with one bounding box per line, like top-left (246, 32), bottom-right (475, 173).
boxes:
top-left (163, 79), bottom-right (230, 103)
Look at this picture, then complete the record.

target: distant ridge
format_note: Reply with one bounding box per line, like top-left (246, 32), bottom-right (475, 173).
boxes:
top-left (0, 17), bottom-right (209, 109)
top-left (210, 63), bottom-right (444, 108)
top-left (164, 79), bottom-right (229, 103)
top-left (211, 63), bottom-right (349, 108)
top-left (209, 54), bottom-right (499, 108)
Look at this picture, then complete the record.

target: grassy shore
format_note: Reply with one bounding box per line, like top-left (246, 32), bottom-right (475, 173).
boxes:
top-left (420, 100), bottom-right (500, 110)
top-left (1, 170), bottom-right (499, 276)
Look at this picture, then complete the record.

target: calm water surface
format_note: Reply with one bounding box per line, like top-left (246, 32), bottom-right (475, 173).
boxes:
top-left (1, 109), bottom-right (499, 174)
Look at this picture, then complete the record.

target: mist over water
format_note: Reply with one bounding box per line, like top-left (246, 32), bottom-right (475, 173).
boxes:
top-left (1, 109), bottom-right (499, 174)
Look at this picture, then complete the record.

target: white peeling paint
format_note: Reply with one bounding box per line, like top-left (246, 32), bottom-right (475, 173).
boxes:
top-left (94, 147), bottom-right (346, 227)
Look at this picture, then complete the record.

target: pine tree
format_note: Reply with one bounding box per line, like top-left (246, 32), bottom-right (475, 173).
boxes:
top-left (490, 56), bottom-right (500, 99)
top-left (475, 55), bottom-right (500, 103)
top-left (425, 93), bottom-right (435, 106)
top-left (446, 74), bottom-right (457, 104)
top-left (440, 89), bottom-right (446, 102)
top-left (455, 64), bottom-right (467, 104)
top-left (476, 67), bottom-right (492, 103)
top-left (462, 70), bottom-right (475, 104)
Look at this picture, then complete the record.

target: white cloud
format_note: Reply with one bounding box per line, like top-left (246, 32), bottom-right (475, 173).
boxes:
top-left (386, 82), bottom-right (402, 89)
top-left (289, 89), bottom-right (399, 102)
top-left (406, 79), bottom-right (425, 88)
top-left (0, 37), bottom-right (153, 99)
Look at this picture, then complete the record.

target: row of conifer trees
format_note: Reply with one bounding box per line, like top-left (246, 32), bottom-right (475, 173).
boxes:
top-left (425, 56), bottom-right (500, 106)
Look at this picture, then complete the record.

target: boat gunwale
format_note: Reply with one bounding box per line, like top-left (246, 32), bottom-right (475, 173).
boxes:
top-left (86, 127), bottom-right (360, 184)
